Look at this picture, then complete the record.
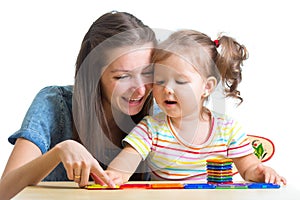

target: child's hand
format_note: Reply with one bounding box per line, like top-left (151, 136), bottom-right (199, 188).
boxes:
top-left (105, 170), bottom-right (125, 186)
top-left (255, 164), bottom-right (287, 185)
top-left (90, 171), bottom-right (117, 188)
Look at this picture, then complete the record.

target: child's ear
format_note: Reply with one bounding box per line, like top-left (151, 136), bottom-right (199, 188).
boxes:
top-left (204, 76), bottom-right (217, 96)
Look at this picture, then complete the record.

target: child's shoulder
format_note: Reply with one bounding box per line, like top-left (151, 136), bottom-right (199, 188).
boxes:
top-left (143, 112), bottom-right (166, 124)
top-left (211, 111), bottom-right (231, 119)
top-left (211, 111), bottom-right (239, 125)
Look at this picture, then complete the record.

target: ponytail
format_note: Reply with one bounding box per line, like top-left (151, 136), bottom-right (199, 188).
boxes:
top-left (215, 35), bottom-right (248, 103)
top-left (152, 30), bottom-right (248, 104)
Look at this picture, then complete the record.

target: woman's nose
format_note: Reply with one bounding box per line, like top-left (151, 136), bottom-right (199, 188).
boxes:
top-left (135, 85), bottom-right (146, 96)
top-left (132, 77), bottom-right (147, 96)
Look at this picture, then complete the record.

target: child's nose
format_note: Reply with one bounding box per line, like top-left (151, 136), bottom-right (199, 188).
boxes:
top-left (163, 83), bottom-right (175, 94)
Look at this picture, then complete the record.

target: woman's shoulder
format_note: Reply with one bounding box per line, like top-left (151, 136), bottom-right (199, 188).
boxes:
top-left (35, 85), bottom-right (73, 104)
top-left (27, 85), bottom-right (74, 118)
top-left (38, 85), bottom-right (73, 96)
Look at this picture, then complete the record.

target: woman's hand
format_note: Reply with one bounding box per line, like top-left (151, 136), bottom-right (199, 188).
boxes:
top-left (55, 140), bottom-right (115, 187)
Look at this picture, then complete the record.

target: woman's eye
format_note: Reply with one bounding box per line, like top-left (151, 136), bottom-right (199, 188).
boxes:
top-left (155, 80), bottom-right (164, 85)
top-left (114, 74), bottom-right (129, 80)
top-left (142, 71), bottom-right (154, 77)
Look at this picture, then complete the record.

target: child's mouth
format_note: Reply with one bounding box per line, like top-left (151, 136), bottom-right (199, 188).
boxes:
top-left (165, 100), bottom-right (177, 105)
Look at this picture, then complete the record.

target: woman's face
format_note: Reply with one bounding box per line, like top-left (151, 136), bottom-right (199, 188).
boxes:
top-left (101, 45), bottom-right (153, 116)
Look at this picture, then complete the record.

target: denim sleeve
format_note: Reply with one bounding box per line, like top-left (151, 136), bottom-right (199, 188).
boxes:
top-left (153, 100), bottom-right (161, 116)
top-left (8, 86), bottom-right (73, 154)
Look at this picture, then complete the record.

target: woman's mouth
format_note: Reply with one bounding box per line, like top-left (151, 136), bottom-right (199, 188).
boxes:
top-left (124, 97), bottom-right (144, 106)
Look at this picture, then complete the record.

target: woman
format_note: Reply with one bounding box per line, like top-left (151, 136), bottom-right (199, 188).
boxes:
top-left (0, 11), bottom-right (157, 199)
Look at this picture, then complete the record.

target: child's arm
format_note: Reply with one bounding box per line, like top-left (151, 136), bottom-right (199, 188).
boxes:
top-left (233, 154), bottom-right (287, 185)
top-left (106, 144), bottom-right (143, 185)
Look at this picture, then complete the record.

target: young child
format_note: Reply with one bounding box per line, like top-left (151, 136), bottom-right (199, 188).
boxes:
top-left (104, 30), bottom-right (287, 185)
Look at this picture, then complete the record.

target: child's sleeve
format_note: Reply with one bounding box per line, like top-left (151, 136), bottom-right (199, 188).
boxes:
top-left (122, 116), bottom-right (153, 160)
top-left (227, 119), bottom-right (254, 158)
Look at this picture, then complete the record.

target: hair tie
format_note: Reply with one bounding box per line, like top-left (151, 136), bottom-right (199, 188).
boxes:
top-left (214, 40), bottom-right (220, 48)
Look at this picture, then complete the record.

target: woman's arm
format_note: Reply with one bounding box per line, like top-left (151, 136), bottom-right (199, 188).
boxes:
top-left (106, 145), bottom-right (143, 185)
top-left (1, 138), bottom-right (42, 180)
top-left (233, 154), bottom-right (286, 185)
top-left (0, 139), bottom-right (114, 200)
top-left (0, 138), bottom-right (61, 200)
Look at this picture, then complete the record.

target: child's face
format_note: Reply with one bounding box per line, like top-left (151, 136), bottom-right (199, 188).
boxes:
top-left (153, 54), bottom-right (206, 118)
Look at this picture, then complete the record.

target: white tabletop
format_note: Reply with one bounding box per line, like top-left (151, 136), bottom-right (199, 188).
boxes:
top-left (12, 181), bottom-right (299, 200)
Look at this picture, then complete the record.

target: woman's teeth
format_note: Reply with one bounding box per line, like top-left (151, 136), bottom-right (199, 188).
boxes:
top-left (129, 98), bottom-right (141, 102)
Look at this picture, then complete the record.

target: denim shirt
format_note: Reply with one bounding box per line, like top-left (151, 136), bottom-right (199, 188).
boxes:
top-left (8, 86), bottom-right (74, 181)
top-left (8, 85), bottom-right (160, 181)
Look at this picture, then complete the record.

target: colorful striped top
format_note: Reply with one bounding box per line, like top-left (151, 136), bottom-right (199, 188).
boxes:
top-left (123, 112), bottom-right (254, 181)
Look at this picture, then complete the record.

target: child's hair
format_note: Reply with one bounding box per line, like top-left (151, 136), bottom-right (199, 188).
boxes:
top-left (152, 30), bottom-right (248, 103)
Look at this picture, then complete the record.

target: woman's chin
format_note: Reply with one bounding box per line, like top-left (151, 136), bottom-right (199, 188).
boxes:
top-left (127, 106), bottom-right (143, 116)
top-left (128, 104), bottom-right (144, 116)
top-left (118, 97), bottom-right (145, 116)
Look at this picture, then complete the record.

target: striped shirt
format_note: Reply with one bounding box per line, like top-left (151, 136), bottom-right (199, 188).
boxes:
top-left (123, 112), bottom-right (254, 181)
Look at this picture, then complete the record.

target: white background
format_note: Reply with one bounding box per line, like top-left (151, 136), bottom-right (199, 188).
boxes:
top-left (0, 0), bottom-right (299, 184)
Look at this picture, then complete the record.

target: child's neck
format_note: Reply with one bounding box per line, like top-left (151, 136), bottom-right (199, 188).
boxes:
top-left (170, 108), bottom-right (212, 145)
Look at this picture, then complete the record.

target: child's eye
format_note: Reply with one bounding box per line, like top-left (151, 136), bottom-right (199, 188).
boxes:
top-left (176, 80), bottom-right (188, 84)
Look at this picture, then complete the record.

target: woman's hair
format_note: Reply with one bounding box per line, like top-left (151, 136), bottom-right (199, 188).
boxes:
top-left (75, 11), bottom-right (156, 76)
top-left (73, 11), bottom-right (157, 152)
top-left (152, 29), bottom-right (248, 103)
